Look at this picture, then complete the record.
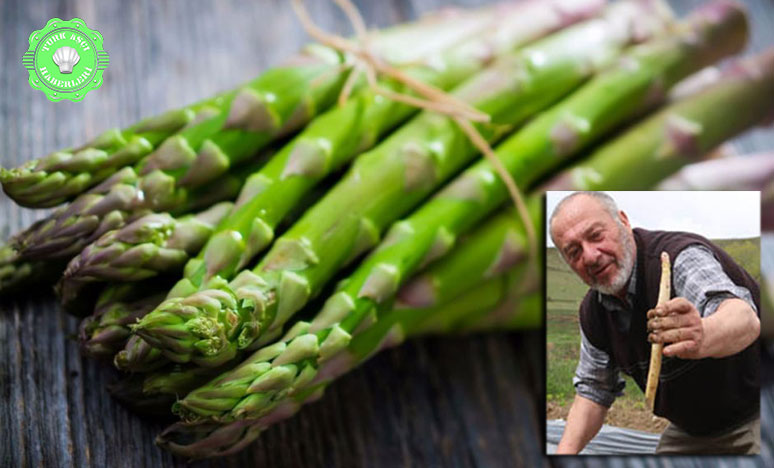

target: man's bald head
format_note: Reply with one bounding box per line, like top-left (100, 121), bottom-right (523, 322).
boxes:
top-left (549, 192), bottom-right (636, 297)
top-left (549, 192), bottom-right (620, 245)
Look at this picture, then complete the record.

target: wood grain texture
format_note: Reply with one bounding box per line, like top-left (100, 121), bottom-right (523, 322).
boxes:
top-left (0, 1), bottom-right (773, 467)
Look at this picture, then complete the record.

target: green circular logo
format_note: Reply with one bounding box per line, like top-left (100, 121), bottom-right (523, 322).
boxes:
top-left (23, 18), bottom-right (109, 102)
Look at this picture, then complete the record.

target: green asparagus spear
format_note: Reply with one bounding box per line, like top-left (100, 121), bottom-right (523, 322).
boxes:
top-left (7, 148), bottom-right (264, 267)
top-left (163, 0), bottom-right (607, 301)
top-left (455, 289), bottom-right (542, 333)
top-left (657, 152), bottom-right (774, 231)
top-left (0, 111), bottom-right (201, 208)
top-left (0, 243), bottom-right (65, 297)
top-left (133, 0), bottom-right (674, 368)
top-left (395, 203), bottom-right (537, 309)
top-left (58, 202), bottom-right (233, 309)
top-left (401, 213), bottom-right (542, 334)
top-left (110, 362), bottom-right (241, 417)
top-left (79, 281), bottom-right (172, 359)
top-left (114, 335), bottom-right (169, 373)
top-left (0, 163), bottom-right (249, 299)
top-left (542, 51), bottom-right (774, 191)
top-left (1, 7), bottom-right (499, 208)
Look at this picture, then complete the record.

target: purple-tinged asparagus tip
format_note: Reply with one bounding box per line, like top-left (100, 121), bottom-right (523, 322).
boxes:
top-left (663, 114), bottom-right (703, 159)
top-left (396, 274), bottom-right (437, 308)
top-left (156, 420), bottom-right (259, 459)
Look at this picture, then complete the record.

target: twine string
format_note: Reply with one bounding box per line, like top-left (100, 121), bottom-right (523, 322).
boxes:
top-left (291, 0), bottom-right (538, 266)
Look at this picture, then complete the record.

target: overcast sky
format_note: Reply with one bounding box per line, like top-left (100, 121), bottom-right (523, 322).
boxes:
top-left (545, 191), bottom-right (760, 247)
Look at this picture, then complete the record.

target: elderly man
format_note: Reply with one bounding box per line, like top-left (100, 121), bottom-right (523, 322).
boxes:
top-left (550, 191), bottom-right (760, 455)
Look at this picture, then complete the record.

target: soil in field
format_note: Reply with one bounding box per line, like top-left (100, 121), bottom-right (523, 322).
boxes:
top-left (547, 399), bottom-right (669, 434)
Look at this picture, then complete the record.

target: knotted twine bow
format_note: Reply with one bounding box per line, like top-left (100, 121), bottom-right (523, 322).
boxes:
top-left (291, 0), bottom-right (539, 269)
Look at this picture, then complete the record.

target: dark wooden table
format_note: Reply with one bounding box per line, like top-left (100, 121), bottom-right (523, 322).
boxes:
top-left (1, 1), bottom-right (773, 467)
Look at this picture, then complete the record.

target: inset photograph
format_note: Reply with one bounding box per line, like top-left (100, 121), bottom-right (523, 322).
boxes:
top-left (545, 191), bottom-right (761, 455)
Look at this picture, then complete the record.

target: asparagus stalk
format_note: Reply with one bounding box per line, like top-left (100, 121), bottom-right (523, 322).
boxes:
top-left (453, 289), bottom-right (542, 333)
top-left (0, 111), bottom-right (200, 208)
top-left (79, 281), bottom-right (172, 360)
top-left (351, 216), bottom-right (542, 339)
top-left (57, 202), bottom-right (233, 309)
top-left (115, 335), bottom-right (169, 373)
top-left (162, 0), bottom-right (607, 301)
top-left (396, 202), bottom-right (538, 309)
top-left (0, 159), bottom-right (254, 299)
top-left (7, 141), bottom-right (270, 265)
top-left (645, 252), bottom-right (671, 411)
top-left (6, 144), bottom-right (266, 269)
top-left (133, 0), bottom-right (675, 369)
top-left (0, 243), bottom-right (65, 297)
top-left (1, 7), bottom-right (498, 209)
top-left (110, 362), bottom-right (241, 417)
top-left (543, 53), bottom-right (774, 191)
top-left (657, 152), bottom-right (774, 230)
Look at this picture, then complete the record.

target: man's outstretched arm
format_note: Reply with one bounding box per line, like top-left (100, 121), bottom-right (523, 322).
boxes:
top-left (649, 296), bottom-right (759, 358)
top-left (556, 394), bottom-right (608, 454)
top-left (648, 245), bottom-right (760, 359)
top-left (700, 297), bottom-right (759, 357)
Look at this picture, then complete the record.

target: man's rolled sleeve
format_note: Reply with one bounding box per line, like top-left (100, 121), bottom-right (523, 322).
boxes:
top-left (673, 245), bottom-right (757, 317)
top-left (573, 328), bottom-right (625, 408)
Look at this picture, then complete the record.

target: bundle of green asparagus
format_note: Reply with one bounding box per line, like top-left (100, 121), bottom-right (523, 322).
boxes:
top-left (132, 0), bottom-right (744, 374)
top-left (4, 0), bottom-right (563, 279)
top-left (2, 0), bottom-right (773, 461)
top-left (55, 0), bottom-right (611, 307)
top-left (1, 4), bottom-right (515, 210)
top-left (70, 0), bottom-right (622, 373)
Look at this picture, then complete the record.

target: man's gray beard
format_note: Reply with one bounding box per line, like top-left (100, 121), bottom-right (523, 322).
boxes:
top-left (590, 225), bottom-right (635, 296)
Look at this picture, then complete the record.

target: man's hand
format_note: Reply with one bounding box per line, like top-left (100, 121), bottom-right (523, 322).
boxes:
top-left (647, 297), bottom-right (704, 359)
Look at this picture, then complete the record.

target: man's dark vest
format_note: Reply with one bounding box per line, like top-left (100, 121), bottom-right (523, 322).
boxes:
top-left (579, 228), bottom-right (760, 436)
